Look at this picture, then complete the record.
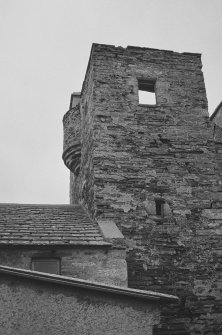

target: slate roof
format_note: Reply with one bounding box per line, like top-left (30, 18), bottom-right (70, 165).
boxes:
top-left (0, 204), bottom-right (110, 246)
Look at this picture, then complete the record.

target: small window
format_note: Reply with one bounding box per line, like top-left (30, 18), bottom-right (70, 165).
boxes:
top-left (138, 79), bottom-right (156, 105)
top-left (155, 199), bottom-right (165, 217)
top-left (31, 258), bottom-right (60, 275)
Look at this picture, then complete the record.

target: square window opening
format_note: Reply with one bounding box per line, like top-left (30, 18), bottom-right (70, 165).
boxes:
top-left (138, 79), bottom-right (156, 105)
top-left (31, 257), bottom-right (61, 275)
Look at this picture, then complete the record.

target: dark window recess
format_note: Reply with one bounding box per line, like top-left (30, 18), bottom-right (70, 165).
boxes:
top-left (31, 258), bottom-right (60, 275)
top-left (155, 199), bottom-right (165, 217)
top-left (138, 79), bottom-right (156, 105)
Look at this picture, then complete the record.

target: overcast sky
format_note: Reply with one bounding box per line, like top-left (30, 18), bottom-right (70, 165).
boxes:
top-left (0, 0), bottom-right (221, 204)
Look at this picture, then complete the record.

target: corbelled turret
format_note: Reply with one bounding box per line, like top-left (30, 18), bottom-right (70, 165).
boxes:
top-left (62, 93), bottom-right (81, 176)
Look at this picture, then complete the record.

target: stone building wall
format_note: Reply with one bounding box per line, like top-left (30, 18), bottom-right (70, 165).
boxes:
top-left (70, 56), bottom-right (96, 212)
top-left (210, 102), bottom-right (222, 187)
top-left (67, 44), bottom-right (222, 334)
top-left (0, 246), bottom-right (127, 287)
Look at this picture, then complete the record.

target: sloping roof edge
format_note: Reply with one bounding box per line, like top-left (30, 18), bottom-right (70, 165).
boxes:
top-left (0, 265), bottom-right (178, 303)
top-left (210, 101), bottom-right (222, 121)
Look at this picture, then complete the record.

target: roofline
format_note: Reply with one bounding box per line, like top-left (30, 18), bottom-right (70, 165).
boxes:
top-left (0, 203), bottom-right (80, 208)
top-left (91, 43), bottom-right (202, 57)
top-left (210, 101), bottom-right (222, 121)
top-left (127, 45), bottom-right (201, 57)
top-left (0, 242), bottom-right (112, 247)
top-left (0, 265), bottom-right (178, 303)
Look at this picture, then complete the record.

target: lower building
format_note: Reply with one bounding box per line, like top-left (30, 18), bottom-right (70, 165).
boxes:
top-left (0, 203), bottom-right (178, 335)
top-left (0, 203), bottom-right (127, 287)
top-left (0, 265), bottom-right (177, 335)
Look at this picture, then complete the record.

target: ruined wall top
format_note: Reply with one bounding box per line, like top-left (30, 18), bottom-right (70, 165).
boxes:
top-left (80, 43), bottom-right (203, 96)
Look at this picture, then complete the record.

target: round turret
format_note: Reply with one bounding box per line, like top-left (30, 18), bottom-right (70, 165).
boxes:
top-left (62, 93), bottom-right (81, 176)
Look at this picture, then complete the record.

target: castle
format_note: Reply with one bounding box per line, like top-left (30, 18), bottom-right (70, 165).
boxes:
top-left (0, 43), bottom-right (222, 335)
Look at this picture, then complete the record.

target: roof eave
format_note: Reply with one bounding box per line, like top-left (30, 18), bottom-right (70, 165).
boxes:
top-left (0, 265), bottom-right (179, 303)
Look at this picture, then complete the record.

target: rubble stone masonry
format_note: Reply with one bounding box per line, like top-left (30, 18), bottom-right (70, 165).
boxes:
top-left (64, 44), bottom-right (222, 334)
top-left (0, 246), bottom-right (127, 287)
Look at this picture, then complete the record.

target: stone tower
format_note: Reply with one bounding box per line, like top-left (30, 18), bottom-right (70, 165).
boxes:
top-left (63, 44), bottom-right (222, 334)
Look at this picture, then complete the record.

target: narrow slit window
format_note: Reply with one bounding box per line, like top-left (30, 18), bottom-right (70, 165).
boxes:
top-left (138, 79), bottom-right (156, 105)
top-left (155, 199), bottom-right (165, 217)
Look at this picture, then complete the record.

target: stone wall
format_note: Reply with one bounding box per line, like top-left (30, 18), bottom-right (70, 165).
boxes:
top-left (0, 269), bottom-right (162, 335)
top-left (0, 246), bottom-right (127, 287)
top-left (69, 53), bottom-right (96, 211)
top-left (67, 44), bottom-right (222, 334)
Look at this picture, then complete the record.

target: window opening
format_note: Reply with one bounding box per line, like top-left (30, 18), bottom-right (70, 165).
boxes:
top-left (138, 79), bottom-right (156, 105)
top-left (31, 258), bottom-right (60, 275)
top-left (155, 199), bottom-right (165, 217)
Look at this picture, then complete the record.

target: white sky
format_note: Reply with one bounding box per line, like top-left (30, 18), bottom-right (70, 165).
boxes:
top-left (0, 0), bottom-right (221, 204)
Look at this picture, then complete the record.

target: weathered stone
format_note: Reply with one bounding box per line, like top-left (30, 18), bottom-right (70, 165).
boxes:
top-left (63, 44), bottom-right (222, 335)
top-left (0, 246), bottom-right (127, 287)
top-left (62, 104), bottom-right (81, 175)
